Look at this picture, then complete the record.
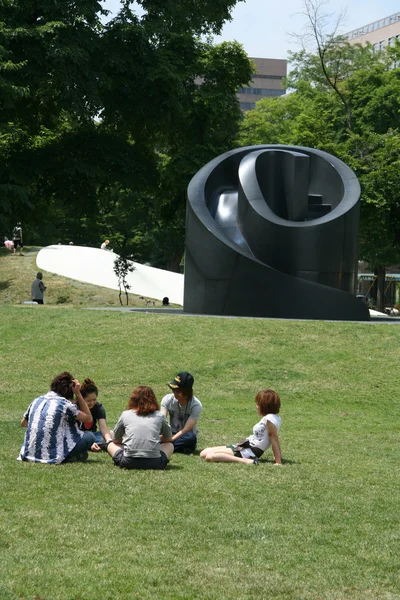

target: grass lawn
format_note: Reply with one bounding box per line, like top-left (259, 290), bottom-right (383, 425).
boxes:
top-left (0, 252), bottom-right (399, 599)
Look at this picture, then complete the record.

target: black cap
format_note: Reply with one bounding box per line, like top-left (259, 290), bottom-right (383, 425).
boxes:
top-left (168, 371), bottom-right (194, 390)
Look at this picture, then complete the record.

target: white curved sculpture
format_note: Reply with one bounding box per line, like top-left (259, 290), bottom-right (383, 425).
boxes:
top-left (37, 245), bottom-right (183, 305)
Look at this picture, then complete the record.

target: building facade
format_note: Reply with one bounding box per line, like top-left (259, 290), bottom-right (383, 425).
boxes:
top-left (237, 57), bottom-right (287, 111)
top-left (346, 12), bottom-right (400, 52)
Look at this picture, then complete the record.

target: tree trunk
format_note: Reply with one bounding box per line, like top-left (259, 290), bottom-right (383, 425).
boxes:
top-left (375, 265), bottom-right (386, 313)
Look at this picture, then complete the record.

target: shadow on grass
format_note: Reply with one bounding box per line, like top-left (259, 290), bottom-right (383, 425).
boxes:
top-left (261, 457), bottom-right (297, 465)
top-left (78, 458), bottom-right (184, 470)
top-left (0, 279), bottom-right (13, 291)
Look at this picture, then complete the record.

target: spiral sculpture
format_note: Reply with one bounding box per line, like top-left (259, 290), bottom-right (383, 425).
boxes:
top-left (184, 145), bottom-right (369, 321)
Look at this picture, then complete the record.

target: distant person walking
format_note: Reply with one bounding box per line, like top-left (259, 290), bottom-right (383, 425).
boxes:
top-left (12, 222), bottom-right (23, 255)
top-left (31, 272), bottom-right (47, 304)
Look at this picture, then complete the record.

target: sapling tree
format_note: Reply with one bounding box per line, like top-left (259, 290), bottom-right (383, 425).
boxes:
top-left (113, 252), bottom-right (135, 306)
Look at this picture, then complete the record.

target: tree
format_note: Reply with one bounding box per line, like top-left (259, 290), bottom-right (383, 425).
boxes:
top-left (0, 0), bottom-right (108, 232)
top-left (113, 251), bottom-right (135, 306)
top-left (342, 131), bottom-right (400, 310)
top-left (0, 0), bottom-right (252, 271)
top-left (152, 40), bottom-right (253, 271)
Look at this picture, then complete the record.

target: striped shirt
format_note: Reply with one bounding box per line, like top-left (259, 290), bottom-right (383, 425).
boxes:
top-left (18, 391), bottom-right (83, 464)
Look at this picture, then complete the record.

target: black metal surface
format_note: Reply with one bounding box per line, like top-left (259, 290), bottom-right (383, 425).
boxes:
top-left (184, 145), bottom-right (370, 321)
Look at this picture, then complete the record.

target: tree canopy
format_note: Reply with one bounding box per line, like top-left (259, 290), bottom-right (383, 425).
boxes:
top-left (0, 0), bottom-right (252, 269)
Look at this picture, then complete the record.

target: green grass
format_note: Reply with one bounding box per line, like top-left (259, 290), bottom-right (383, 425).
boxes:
top-left (0, 255), bottom-right (399, 599)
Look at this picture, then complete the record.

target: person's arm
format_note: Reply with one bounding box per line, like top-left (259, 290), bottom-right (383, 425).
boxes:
top-left (267, 420), bottom-right (282, 465)
top-left (21, 406), bottom-right (30, 427)
top-left (39, 281), bottom-right (46, 292)
top-left (160, 395), bottom-right (169, 419)
top-left (72, 379), bottom-right (92, 423)
top-left (160, 417), bottom-right (173, 443)
top-left (171, 417), bottom-right (198, 442)
top-left (159, 408), bottom-right (169, 441)
top-left (98, 418), bottom-right (112, 442)
top-left (112, 417), bottom-right (125, 443)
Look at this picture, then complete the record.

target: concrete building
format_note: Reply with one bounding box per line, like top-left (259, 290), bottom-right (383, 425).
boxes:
top-left (237, 57), bottom-right (287, 111)
top-left (346, 12), bottom-right (400, 52)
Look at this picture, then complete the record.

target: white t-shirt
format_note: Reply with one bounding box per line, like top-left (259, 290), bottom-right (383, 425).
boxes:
top-left (247, 413), bottom-right (281, 452)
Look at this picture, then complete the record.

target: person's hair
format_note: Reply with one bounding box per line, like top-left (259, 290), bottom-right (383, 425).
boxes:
top-left (176, 386), bottom-right (193, 401)
top-left (127, 386), bottom-right (159, 416)
top-left (80, 378), bottom-right (98, 398)
top-left (255, 389), bottom-right (280, 415)
top-left (36, 272), bottom-right (43, 280)
top-left (50, 371), bottom-right (74, 400)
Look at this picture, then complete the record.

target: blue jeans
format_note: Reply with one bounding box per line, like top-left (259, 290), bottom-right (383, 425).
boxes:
top-left (173, 432), bottom-right (197, 454)
top-left (93, 431), bottom-right (104, 445)
top-left (63, 432), bottom-right (96, 462)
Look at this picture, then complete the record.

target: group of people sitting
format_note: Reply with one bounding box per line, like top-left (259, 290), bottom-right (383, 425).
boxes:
top-left (18, 370), bottom-right (282, 469)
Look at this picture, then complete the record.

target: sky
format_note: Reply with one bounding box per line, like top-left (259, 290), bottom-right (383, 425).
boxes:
top-left (102, 1), bottom-right (400, 60)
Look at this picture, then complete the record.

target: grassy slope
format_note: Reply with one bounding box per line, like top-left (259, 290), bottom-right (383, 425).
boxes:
top-left (0, 255), bottom-right (399, 600)
top-left (0, 246), bottom-right (172, 307)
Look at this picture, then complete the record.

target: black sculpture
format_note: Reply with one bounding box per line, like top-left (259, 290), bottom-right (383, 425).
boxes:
top-left (184, 145), bottom-right (370, 321)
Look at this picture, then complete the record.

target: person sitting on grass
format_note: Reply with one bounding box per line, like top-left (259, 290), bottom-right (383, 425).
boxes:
top-left (106, 386), bottom-right (174, 470)
top-left (161, 371), bottom-right (202, 454)
top-left (18, 372), bottom-right (96, 464)
top-left (78, 378), bottom-right (112, 451)
top-left (31, 272), bottom-right (47, 304)
top-left (200, 389), bottom-right (282, 466)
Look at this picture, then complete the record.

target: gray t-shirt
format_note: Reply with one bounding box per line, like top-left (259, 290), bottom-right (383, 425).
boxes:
top-left (160, 394), bottom-right (202, 435)
top-left (31, 279), bottom-right (46, 301)
top-left (113, 410), bottom-right (171, 458)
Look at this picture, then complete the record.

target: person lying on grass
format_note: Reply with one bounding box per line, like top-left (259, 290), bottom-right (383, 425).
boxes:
top-left (18, 372), bottom-right (96, 464)
top-left (106, 386), bottom-right (174, 470)
top-left (78, 377), bottom-right (112, 451)
top-left (200, 389), bottom-right (282, 466)
top-left (161, 371), bottom-right (202, 454)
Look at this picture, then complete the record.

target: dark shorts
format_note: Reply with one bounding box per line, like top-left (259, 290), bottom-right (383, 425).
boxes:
top-left (227, 442), bottom-right (263, 459)
top-left (227, 444), bottom-right (242, 458)
top-left (13, 240), bottom-right (23, 248)
top-left (113, 449), bottom-right (169, 470)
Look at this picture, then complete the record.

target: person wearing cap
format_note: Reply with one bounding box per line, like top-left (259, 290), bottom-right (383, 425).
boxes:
top-left (31, 272), bottom-right (47, 304)
top-left (160, 371), bottom-right (202, 454)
